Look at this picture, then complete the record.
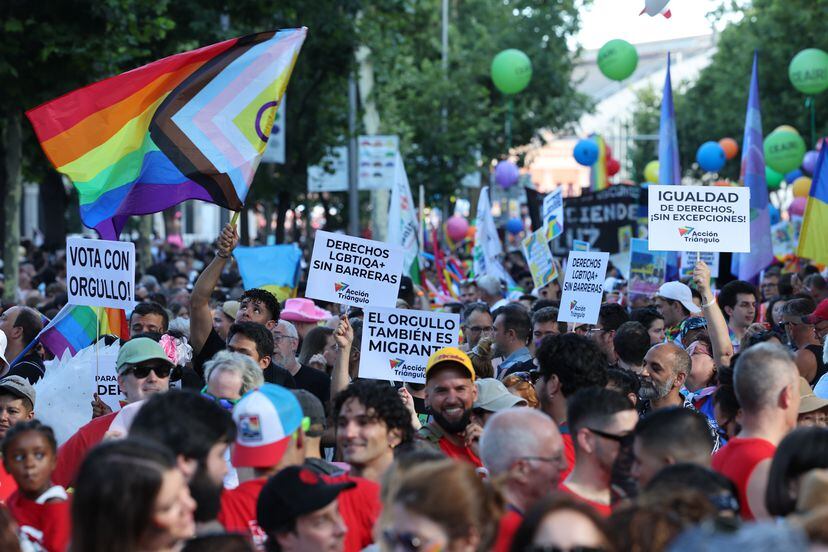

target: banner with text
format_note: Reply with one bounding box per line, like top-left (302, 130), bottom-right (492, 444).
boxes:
top-left (66, 238), bottom-right (135, 310)
top-left (361, 309), bottom-right (460, 384)
top-left (647, 185), bottom-right (751, 252)
top-left (542, 188), bottom-right (564, 241)
top-left (550, 186), bottom-right (640, 256)
top-left (629, 238), bottom-right (667, 297)
top-left (306, 231), bottom-right (403, 308)
top-left (679, 251), bottom-right (720, 279)
top-left (558, 251), bottom-right (609, 325)
top-left (521, 228), bottom-right (558, 289)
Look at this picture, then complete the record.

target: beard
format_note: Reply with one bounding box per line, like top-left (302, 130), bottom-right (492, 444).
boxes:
top-left (189, 464), bottom-right (224, 523)
top-left (638, 375), bottom-right (674, 401)
top-left (430, 408), bottom-right (472, 435)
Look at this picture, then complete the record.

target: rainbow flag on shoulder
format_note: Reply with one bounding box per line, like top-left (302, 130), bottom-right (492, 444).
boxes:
top-left (35, 305), bottom-right (129, 361)
top-left (26, 29), bottom-right (307, 239)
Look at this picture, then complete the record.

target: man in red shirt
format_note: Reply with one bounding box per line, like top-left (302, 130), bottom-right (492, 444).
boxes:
top-left (712, 343), bottom-right (800, 520)
top-left (534, 334), bottom-right (609, 480)
top-left (480, 408), bottom-right (565, 552)
top-left (415, 347), bottom-right (481, 466)
top-left (559, 387), bottom-right (637, 517)
top-left (53, 337), bottom-right (173, 487)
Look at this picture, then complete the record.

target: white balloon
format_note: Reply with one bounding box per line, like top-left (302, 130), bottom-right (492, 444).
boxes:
top-left (642, 0), bottom-right (671, 16)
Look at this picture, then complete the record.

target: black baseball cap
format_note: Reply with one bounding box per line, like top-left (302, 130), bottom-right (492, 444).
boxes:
top-left (257, 465), bottom-right (355, 533)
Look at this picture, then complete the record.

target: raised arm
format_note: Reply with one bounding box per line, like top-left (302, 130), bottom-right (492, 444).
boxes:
top-left (330, 315), bottom-right (354, 402)
top-left (693, 260), bottom-right (734, 367)
top-left (190, 223), bottom-right (238, 353)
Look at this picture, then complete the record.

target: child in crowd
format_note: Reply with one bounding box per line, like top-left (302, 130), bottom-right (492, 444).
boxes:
top-left (3, 420), bottom-right (70, 552)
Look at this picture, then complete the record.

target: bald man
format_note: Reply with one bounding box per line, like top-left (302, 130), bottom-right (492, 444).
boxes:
top-left (639, 342), bottom-right (691, 412)
top-left (480, 408), bottom-right (564, 552)
top-left (712, 344), bottom-right (800, 521)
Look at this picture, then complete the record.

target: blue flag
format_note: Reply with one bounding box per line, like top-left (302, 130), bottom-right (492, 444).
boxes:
top-left (731, 52), bottom-right (774, 281)
top-left (658, 53), bottom-right (681, 186)
top-left (233, 244), bottom-right (302, 301)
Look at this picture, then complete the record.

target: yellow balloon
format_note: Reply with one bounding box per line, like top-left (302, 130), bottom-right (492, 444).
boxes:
top-left (644, 160), bottom-right (659, 184)
top-left (792, 176), bottom-right (812, 198)
top-left (774, 125), bottom-right (800, 135)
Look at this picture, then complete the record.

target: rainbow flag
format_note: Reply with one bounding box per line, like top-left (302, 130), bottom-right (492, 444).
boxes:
top-left (39, 305), bottom-right (129, 359)
top-left (798, 146), bottom-right (828, 265)
top-left (590, 134), bottom-right (609, 191)
top-left (26, 29), bottom-right (307, 239)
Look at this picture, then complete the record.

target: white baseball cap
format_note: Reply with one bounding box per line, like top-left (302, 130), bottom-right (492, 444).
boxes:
top-left (232, 384), bottom-right (304, 468)
top-left (657, 281), bottom-right (701, 314)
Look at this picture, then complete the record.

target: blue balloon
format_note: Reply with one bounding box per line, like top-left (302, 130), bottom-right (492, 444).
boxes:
top-left (506, 218), bottom-right (524, 235)
top-left (785, 169), bottom-right (803, 184)
top-left (696, 141), bottom-right (726, 172)
top-left (573, 139), bottom-right (599, 166)
top-left (769, 204), bottom-right (781, 226)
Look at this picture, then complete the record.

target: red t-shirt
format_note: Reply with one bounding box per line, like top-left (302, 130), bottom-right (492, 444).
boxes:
top-left (7, 490), bottom-right (72, 552)
top-left (0, 461), bottom-right (17, 503)
top-left (558, 483), bottom-right (612, 517)
top-left (560, 432), bottom-right (575, 482)
top-left (217, 473), bottom-right (381, 552)
top-left (438, 436), bottom-right (483, 467)
top-left (711, 437), bottom-right (776, 521)
top-left (53, 411), bottom-right (117, 488)
top-left (493, 508), bottom-right (523, 552)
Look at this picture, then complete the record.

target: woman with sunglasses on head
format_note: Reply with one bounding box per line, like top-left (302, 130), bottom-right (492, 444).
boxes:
top-left (52, 337), bottom-right (175, 488)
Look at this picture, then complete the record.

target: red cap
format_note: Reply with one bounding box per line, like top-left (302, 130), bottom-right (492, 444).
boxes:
top-left (805, 299), bottom-right (828, 324)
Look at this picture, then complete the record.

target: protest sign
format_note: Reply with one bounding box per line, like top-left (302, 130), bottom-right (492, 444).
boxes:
top-left (647, 185), bottom-right (751, 252)
top-left (679, 251), bottom-right (720, 279)
top-left (66, 238), bottom-right (135, 310)
top-left (550, 186), bottom-right (640, 256)
top-left (629, 238), bottom-right (668, 297)
top-left (361, 308), bottom-right (460, 384)
top-left (542, 188), bottom-right (564, 241)
top-left (573, 240), bottom-right (590, 252)
top-left (521, 228), bottom-right (558, 289)
top-left (307, 146), bottom-right (348, 192)
top-left (771, 221), bottom-right (796, 259)
top-left (558, 251), bottom-right (609, 325)
top-left (305, 230), bottom-right (403, 308)
top-left (358, 135), bottom-right (399, 189)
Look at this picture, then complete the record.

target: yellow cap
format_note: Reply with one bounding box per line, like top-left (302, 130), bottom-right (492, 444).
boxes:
top-left (425, 347), bottom-right (475, 381)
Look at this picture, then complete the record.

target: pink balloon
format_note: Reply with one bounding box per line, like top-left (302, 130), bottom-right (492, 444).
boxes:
top-left (789, 196), bottom-right (808, 217)
top-left (446, 216), bottom-right (470, 242)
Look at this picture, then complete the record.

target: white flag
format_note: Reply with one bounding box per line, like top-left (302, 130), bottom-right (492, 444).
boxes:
top-left (473, 187), bottom-right (513, 284)
top-left (387, 153), bottom-right (419, 275)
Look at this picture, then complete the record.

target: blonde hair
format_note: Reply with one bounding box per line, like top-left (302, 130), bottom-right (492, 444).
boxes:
top-left (468, 337), bottom-right (495, 379)
top-left (502, 374), bottom-right (540, 408)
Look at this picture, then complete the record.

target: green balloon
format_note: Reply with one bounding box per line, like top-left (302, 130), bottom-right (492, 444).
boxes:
top-left (789, 48), bottom-right (828, 95)
top-left (598, 39), bottom-right (638, 81)
top-left (491, 49), bottom-right (532, 95)
top-left (764, 130), bottom-right (807, 174)
top-left (765, 166), bottom-right (784, 191)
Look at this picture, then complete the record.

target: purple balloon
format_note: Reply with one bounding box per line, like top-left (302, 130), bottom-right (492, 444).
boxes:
top-left (789, 196), bottom-right (808, 217)
top-left (495, 161), bottom-right (520, 189)
top-left (803, 150), bottom-right (820, 174)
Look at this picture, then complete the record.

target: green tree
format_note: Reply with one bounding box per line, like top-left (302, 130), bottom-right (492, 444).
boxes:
top-left (628, 84), bottom-right (660, 182)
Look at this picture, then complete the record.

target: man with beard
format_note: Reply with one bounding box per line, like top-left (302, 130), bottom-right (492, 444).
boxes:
top-left (130, 390), bottom-right (236, 534)
top-left (461, 303), bottom-right (494, 352)
top-left (639, 342), bottom-right (722, 452)
top-left (415, 347), bottom-right (481, 466)
top-left (334, 380), bottom-right (414, 482)
top-left (534, 333), bottom-right (608, 480)
top-left (559, 387), bottom-right (637, 516)
top-left (491, 304), bottom-right (532, 379)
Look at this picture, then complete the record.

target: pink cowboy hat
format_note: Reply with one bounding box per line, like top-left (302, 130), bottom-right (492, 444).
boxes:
top-left (280, 298), bottom-right (330, 323)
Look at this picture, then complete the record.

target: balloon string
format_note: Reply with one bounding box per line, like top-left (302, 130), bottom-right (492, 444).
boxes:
top-left (807, 97), bottom-right (816, 148)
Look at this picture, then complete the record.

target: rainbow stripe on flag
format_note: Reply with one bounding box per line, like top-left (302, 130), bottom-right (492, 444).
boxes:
top-left (39, 305), bottom-right (129, 359)
top-left (798, 146), bottom-right (828, 265)
top-left (26, 29), bottom-right (307, 239)
top-left (590, 134), bottom-right (609, 191)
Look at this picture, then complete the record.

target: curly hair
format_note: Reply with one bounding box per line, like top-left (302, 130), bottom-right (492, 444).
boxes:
top-left (333, 380), bottom-right (414, 445)
top-left (239, 288), bottom-right (280, 322)
top-left (2, 420), bottom-right (57, 459)
top-left (536, 333), bottom-right (608, 397)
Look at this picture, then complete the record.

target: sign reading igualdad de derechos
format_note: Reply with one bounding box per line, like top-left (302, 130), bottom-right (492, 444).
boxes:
top-left (647, 185), bottom-right (751, 253)
top-left (305, 230), bottom-right (403, 308)
top-left (361, 308), bottom-right (460, 384)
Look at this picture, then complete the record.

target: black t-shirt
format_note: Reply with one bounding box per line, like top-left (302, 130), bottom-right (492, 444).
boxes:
top-left (8, 351), bottom-right (45, 384)
top-left (293, 364), bottom-right (332, 412)
top-left (193, 328), bottom-right (226, 379)
top-left (263, 364), bottom-right (297, 388)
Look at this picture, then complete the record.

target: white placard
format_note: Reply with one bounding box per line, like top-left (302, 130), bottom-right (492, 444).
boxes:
top-left (679, 251), bottom-right (720, 279)
top-left (542, 188), bottom-right (564, 241)
top-left (358, 135), bottom-right (399, 190)
top-left (361, 308), bottom-right (460, 384)
top-left (557, 251), bottom-right (609, 325)
top-left (647, 185), bottom-right (751, 252)
top-left (66, 238), bottom-right (135, 310)
top-left (521, 228), bottom-right (558, 289)
top-left (305, 230), bottom-right (403, 307)
top-left (308, 146), bottom-right (348, 192)
top-left (261, 96), bottom-right (286, 164)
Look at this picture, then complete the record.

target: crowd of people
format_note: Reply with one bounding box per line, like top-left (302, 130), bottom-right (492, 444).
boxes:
top-left (0, 222), bottom-right (827, 551)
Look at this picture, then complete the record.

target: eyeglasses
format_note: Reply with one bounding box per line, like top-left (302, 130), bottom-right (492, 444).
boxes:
top-left (465, 325), bottom-right (495, 333)
top-left (586, 427), bottom-right (632, 444)
top-left (511, 371), bottom-right (542, 384)
top-left (125, 363), bottom-right (172, 379)
top-left (518, 455), bottom-right (564, 466)
top-left (381, 529), bottom-right (430, 552)
top-left (586, 327), bottom-right (606, 337)
top-left (272, 334), bottom-right (297, 342)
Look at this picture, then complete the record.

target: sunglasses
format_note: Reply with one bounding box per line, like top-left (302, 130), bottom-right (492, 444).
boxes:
top-left (125, 363), bottom-right (172, 379)
top-left (201, 387), bottom-right (239, 411)
top-left (511, 370), bottom-right (541, 384)
top-left (586, 427), bottom-right (633, 445)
